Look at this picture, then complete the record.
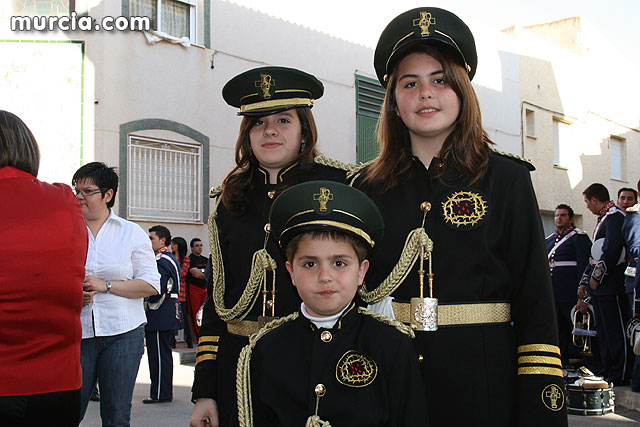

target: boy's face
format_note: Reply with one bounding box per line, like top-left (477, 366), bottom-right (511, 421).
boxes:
top-left (286, 234), bottom-right (369, 318)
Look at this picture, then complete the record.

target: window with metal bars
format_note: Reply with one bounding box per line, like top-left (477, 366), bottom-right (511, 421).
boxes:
top-left (127, 135), bottom-right (201, 222)
top-left (356, 75), bottom-right (385, 164)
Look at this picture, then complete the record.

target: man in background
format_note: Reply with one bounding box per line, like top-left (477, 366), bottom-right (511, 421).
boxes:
top-left (186, 238), bottom-right (208, 337)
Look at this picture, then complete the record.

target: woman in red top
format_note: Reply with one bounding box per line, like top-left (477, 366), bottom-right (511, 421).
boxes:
top-left (0, 111), bottom-right (88, 426)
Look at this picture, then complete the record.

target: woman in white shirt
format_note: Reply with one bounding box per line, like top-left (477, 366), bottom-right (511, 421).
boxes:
top-left (73, 162), bottom-right (160, 427)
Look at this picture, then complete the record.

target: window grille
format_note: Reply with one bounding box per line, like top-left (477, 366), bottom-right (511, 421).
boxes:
top-left (128, 135), bottom-right (201, 222)
top-left (356, 75), bottom-right (385, 164)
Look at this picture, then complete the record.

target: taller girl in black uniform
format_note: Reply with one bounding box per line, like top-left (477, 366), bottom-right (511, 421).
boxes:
top-left (189, 67), bottom-right (349, 427)
top-left (352, 8), bottom-right (568, 427)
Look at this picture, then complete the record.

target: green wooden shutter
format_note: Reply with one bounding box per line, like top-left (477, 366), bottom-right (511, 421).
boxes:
top-left (355, 75), bottom-right (385, 164)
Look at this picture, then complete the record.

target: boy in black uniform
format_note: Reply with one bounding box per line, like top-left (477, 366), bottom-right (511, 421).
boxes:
top-left (235, 181), bottom-right (428, 427)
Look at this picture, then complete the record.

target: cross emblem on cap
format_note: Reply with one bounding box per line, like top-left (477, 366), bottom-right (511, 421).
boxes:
top-left (413, 11), bottom-right (436, 36)
top-left (313, 188), bottom-right (333, 212)
top-left (255, 74), bottom-right (275, 99)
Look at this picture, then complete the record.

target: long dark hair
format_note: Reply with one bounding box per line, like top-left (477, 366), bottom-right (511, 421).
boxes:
top-left (362, 45), bottom-right (493, 191)
top-left (171, 237), bottom-right (188, 265)
top-left (220, 107), bottom-right (319, 215)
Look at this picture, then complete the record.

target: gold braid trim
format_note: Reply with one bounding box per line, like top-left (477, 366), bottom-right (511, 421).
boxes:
top-left (208, 196), bottom-right (277, 321)
top-left (358, 307), bottom-right (415, 339)
top-left (209, 184), bottom-right (223, 198)
top-left (237, 313), bottom-right (299, 427)
top-left (358, 227), bottom-right (433, 304)
top-left (346, 159), bottom-right (375, 183)
top-left (313, 155), bottom-right (356, 172)
top-left (306, 415), bottom-right (332, 427)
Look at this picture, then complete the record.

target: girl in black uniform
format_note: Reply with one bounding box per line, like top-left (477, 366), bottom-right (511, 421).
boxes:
top-left (189, 66), bottom-right (349, 427)
top-left (352, 8), bottom-right (568, 427)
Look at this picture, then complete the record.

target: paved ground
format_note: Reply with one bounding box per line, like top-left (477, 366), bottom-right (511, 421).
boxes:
top-left (80, 345), bottom-right (640, 426)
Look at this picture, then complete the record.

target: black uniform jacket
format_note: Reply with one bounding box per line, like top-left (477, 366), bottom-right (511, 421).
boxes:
top-left (546, 227), bottom-right (592, 302)
top-left (145, 251), bottom-right (183, 332)
top-left (191, 160), bottom-right (347, 423)
top-left (354, 152), bottom-right (567, 427)
top-left (581, 205), bottom-right (626, 297)
top-left (248, 304), bottom-right (429, 427)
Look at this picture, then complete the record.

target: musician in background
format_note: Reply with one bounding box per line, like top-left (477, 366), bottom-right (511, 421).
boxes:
top-left (546, 204), bottom-right (592, 366)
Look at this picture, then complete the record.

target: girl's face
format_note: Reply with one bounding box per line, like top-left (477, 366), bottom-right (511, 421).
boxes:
top-left (249, 110), bottom-right (303, 177)
top-left (393, 52), bottom-right (460, 147)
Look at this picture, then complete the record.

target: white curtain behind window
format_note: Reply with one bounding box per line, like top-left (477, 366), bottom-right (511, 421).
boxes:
top-left (131, 0), bottom-right (157, 30)
top-left (162, 0), bottom-right (189, 39)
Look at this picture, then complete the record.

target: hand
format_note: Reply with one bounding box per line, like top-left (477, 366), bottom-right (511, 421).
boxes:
top-left (577, 285), bottom-right (587, 298)
top-left (83, 290), bottom-right (97, 306)
top-left (576, 298), bottom-right (589, 314)
top-left (84, 275), bottom-right (107, 293)
top-left (589, 278), bottom-right (599, 291)
top-left (190, 398), bottom-right (219, 427)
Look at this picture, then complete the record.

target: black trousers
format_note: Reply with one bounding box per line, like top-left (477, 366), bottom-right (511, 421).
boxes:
top-left (145, 330), bottom-right (175, 400)
top-left (0, 388), bottom-right (80, 426)
top-left (592, 294), bottom-right (631, 383)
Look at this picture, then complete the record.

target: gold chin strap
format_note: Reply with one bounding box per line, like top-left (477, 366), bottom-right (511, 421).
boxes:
top-left (357, 202), bottom-right (434, 305)
top-left (208, 196), bottom-right (277, 322)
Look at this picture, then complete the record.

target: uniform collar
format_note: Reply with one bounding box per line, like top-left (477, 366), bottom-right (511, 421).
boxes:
top-left (256, 161), bottom-right (300, 184)
top-left (556, 224), bottom-right (574, 236)
top-left (597, 200), bottom-right (616, 218)
top-left (305, 302), bottom-right (357, 331)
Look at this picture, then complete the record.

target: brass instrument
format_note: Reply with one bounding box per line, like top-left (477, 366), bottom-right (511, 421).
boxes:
top-left (572, 308), bottom-right (594, 356)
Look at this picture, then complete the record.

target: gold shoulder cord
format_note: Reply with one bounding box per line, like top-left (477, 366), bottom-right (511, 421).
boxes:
top-left (236, 313), bottom-right (300, 427)
top-left (358, 225), bottom-right (433, 304)
top-left (208, 193), bottom-right (277, 322)
top-left (313, 155), bottom-right (356, 173)
top-left (358, 307), bottom-right (415, 338)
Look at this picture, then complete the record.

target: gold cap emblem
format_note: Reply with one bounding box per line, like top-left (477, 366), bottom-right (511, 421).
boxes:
top-left (313, 187), bottom-right (334, 212)
top-left (413, 11), bottom-right (436, 36)
top-left (255, 74), bottom-right (275, 99)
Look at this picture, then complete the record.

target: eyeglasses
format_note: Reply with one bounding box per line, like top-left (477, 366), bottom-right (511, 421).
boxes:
top-left (74, 187), bottom-right (105, 197)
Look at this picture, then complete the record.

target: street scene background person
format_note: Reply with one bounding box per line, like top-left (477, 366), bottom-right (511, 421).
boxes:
top-left (578, 183), bottom-right (630, 386)
top-left (144, 225), bottom-right (183, 404)
top-left (546, 204), bottom-right (591, 365)
top-left (172, 236), bottom-right (194, 348)
top-left (0, 110), bottom-right (88, 426)
top-left (351, 7), bottom-right (567, 426)
top-left (74, 162), bottom-right (160, 427)
top-left (190, 66), bottom-right (349, 427)
top-left (186, 237), bottom-right (207, 338)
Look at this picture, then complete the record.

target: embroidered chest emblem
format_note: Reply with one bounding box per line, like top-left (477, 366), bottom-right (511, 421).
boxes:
top-left (441, 190), bottom-right (488, 230)
top-left (336, 350), bottom-right (378, 388)
top-left (541, 384), bottom-right (564, 411)
top-left (255, 74), bottom-right (275, 99)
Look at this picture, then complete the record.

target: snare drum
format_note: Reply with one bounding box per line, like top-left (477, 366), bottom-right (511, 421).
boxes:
top-left (566, 384), bottom-right (614, 416)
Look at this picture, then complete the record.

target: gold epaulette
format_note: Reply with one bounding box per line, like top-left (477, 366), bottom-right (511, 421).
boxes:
top-left (358, 307), bottom-right (415, 339)
top-left (574, 228), bottom-right (587, 235)
top-left (346, 158), bottom-right (376, 183)
top-left (313, 155), bottom-right (356, 173)
top-left (492, 148), bottom-right (535, 171)
top-left (209, 184), bottom-right (223, 198)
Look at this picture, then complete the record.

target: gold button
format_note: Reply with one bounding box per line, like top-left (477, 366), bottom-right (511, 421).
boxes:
top-left (264, 223), bottom-right (271, 233)
top-left (420, 202), bottom-right (431, 212)
top-left (418, 354), bottom-right (424, 363)
top-left (315, 384), bottom-right (326, 397)
top-left (320, 331), bottom-right (332, 342)
top-left (267, 191), bottom-right (275, 199)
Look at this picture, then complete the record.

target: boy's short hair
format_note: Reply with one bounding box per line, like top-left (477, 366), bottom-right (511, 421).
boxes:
top-left (285, 229), bottom-right (369, 264)
top-left (190, 238), bottom-right (201, 248)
